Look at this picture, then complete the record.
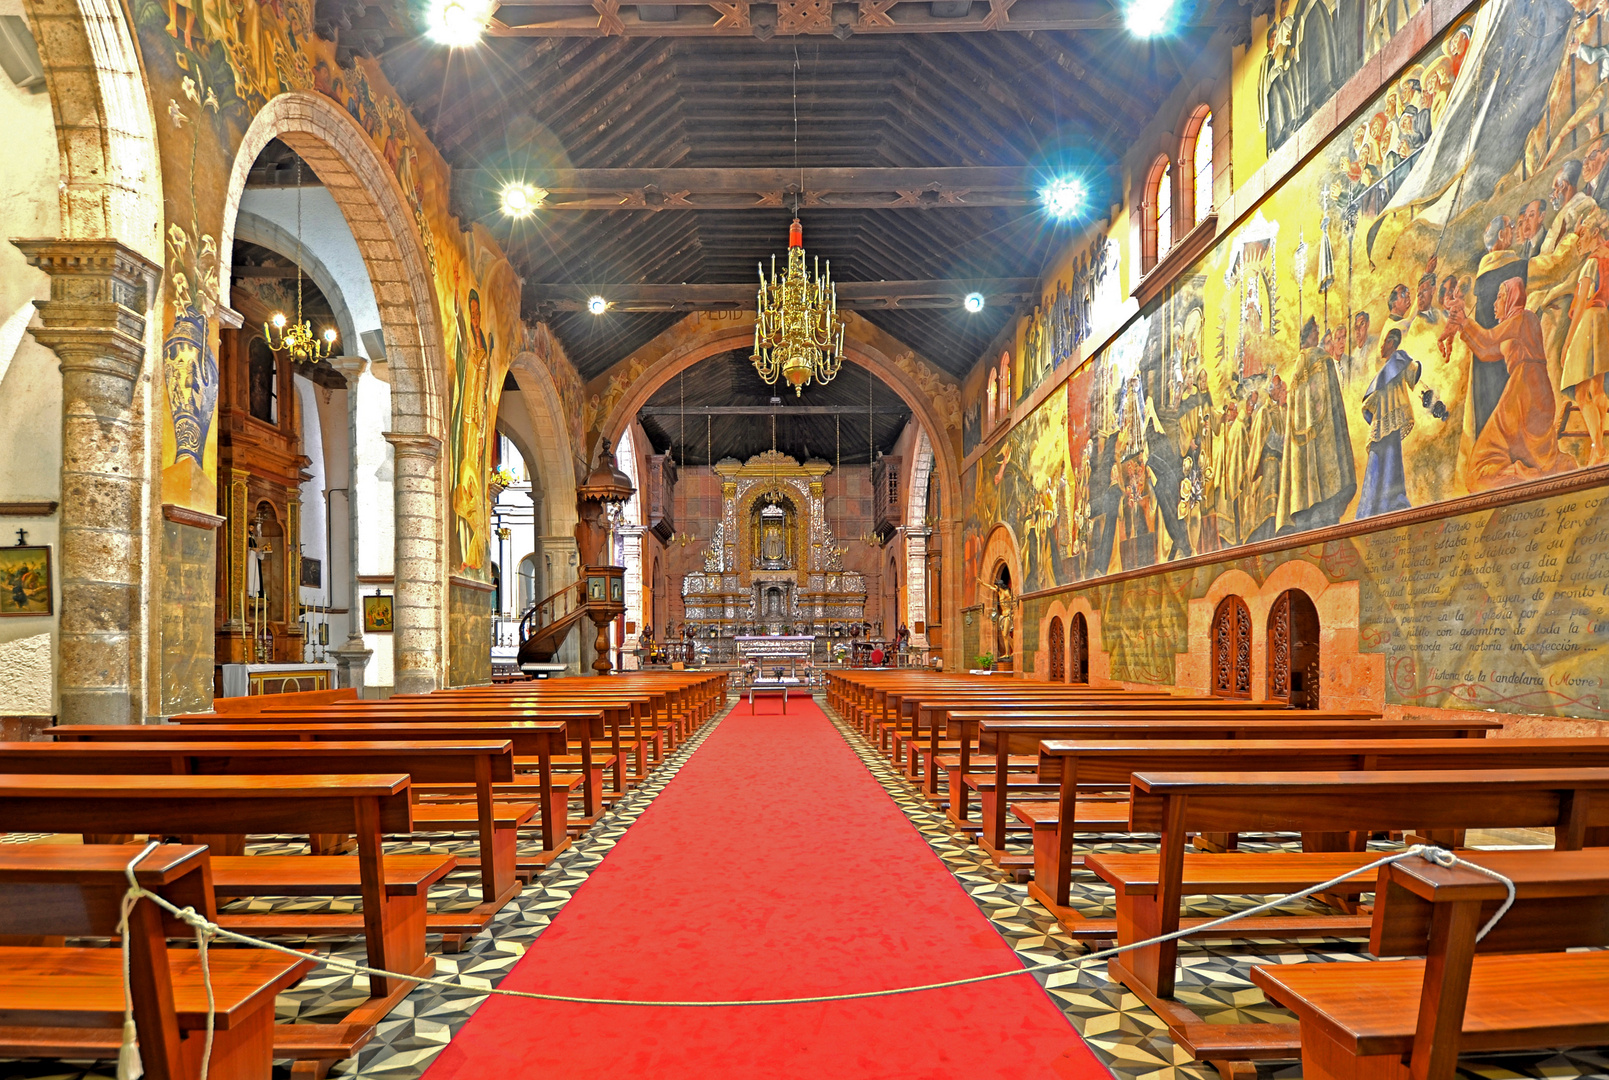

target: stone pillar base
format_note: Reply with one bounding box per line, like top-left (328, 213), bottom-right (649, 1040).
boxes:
top-left (332, 640), bottom-right (372, 694)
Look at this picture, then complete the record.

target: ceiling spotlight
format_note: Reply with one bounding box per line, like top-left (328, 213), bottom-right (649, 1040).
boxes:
top-left (1042, 177), bottom-right (1086, 219)
top-left (426, 0), bottom-right (492, 46)
top-left (500, 182), bottom-right (542, 218)
top-left (1124, 0), bottom-right (1174, 37)
top-left (963, 292), bottom-right (985, 313)
top-left (587, 295), bottom-right (608, 315)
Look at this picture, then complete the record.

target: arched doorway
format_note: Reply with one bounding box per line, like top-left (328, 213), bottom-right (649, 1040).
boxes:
top-left (1268, 588), bottom-right (1321, 708)
top-left (1070, 612), bottom-right (1090, 684)
top-left (1209, 595), bottom-right (1253, 699)
top-left (1047, 616), bottom-right (1065, 682)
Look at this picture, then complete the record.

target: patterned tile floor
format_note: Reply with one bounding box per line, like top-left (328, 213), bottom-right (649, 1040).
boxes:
top-left (4, 697), bottom-right (1607, 1079)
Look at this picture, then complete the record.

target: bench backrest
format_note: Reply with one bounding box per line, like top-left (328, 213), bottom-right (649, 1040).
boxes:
top-left (0, 740), bottom-right (516, 784)
top-left (212, 687), bottom-right (357, 713)
top-left (54, 722), bottom-right (569, 756)
top-left (0, 842), bottom-right (214, 935)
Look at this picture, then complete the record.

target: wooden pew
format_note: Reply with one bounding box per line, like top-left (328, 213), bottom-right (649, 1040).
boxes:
top-left (0, 739), bottom-right (525, 943)
top-left (1252, 848), bottom-right (1609, 1080)
top-left (244, 700), bottom-right (628, 799)
top-left (1027, 736), bottom-right (1609, 934)
top-left (74, 719), bottom-right (575, 856)
top-left (0, 773), bottom-right (429, 1076)
top-left (1087, 768), bottom-right (1609, 1075)
top-left (213, 688), bottom-right (357, 713)
top-left (0, 843), bottom-right (315, 1080)
top-left (943, 710), bottom-right (1407, 822)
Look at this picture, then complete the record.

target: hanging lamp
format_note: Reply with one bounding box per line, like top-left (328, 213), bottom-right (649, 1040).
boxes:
top-left (262, 157), bottom-right (337, 364)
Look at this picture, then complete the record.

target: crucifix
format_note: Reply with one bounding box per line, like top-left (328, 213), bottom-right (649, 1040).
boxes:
top-left (13, 529), bottom-right (27, 546)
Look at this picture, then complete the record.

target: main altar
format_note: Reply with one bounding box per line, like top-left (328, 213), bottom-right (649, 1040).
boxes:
top-left (682, 451), bottom-right (868, 643)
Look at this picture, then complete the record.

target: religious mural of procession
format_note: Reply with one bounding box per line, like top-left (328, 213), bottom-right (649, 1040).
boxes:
top-left (968, 0), bottom-right (1609, 597)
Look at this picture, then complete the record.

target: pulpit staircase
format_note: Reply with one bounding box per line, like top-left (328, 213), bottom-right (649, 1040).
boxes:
top-left (516, 579), bottom-right (594, 665)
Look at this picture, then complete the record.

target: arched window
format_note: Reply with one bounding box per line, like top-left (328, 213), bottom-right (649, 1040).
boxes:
top-left (1209, 594), bottom-right (1252, 699)
top-left (987, 371), bottom-right (998, 431)
top-left (998, 353), bottom-right (1012, 419)
top-left (1268, 589), bottom-right (1321, 708)
top-left (1143, 155), bottom-right (1173, 272)
top-left (1180, 105), bottom-right (1213, 228)
top-left (1070, 612), bottom-right (1089, 684)
top-left (1047, 616), bottom-right (1066, 681)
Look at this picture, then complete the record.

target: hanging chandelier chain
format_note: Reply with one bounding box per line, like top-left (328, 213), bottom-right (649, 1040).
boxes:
top-left (262, 153), bottom-right (334, 365)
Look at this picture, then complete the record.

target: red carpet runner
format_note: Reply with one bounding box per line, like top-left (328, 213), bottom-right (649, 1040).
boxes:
top-left (423, 697), bottom-right (1108, 1079)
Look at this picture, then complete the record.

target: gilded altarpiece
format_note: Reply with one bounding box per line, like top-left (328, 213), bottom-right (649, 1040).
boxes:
top-left (681, 452), bottom-right (868, 635)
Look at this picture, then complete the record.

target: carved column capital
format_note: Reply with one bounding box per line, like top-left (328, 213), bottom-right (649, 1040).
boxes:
top-left (332, 354), bottom-right (369, 382)
top-left (15, 239), bottom-right (159, 381)
top-left (383, 430), bottom-right (442, 461)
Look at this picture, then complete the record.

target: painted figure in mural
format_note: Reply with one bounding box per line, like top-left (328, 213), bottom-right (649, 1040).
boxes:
top-left (1470, 216), bottom-right (1525, 437)
top-left (1544, 161), bottom-right (1597, 255)
top-left (451, 289), bottom-right (493, 570)
top-left (1024, 307), bottom-right (1044, 394)
top-left (1276, 316), bottom-right (1356, 533)
top-left (1202, 397), bottom-right (1247, 551)
top-left (1357, 327), bottom-right (1423, 517)
top-left (1448, 276), bottom-right (1575, 490)
top-left (1560, 222), bottom-right (1609, 463)
top-left (1242, 374), bottom-right (1288, 542)
top-left (1346, 310), bottom-right (1376, 384)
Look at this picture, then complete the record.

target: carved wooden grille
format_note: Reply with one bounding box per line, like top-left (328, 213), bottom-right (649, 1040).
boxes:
top-left (1070, 613), bottom-right (1089, 684)
top-left (1210, 595), bottom-right (1252, 698)
top-left (1268, 590), bottom-right (1291, 700)
top-left (1047, 617), bottom-right (1065, 682)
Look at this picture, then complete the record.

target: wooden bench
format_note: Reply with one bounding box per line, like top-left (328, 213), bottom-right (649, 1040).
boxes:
top-left (0, 774), bottom-right (428, 1077)
top-left (1027, 736), bottom-right (1609, 922)
top-left (940, 711), bottom-right (1421, 824)
top-left (1089, 768), bottom-right (1609, 1076)
top-left (0, 739), bottom-right (525, 944)
top-left (1252, 848), bottom-right (1609, 1080)
top-left (55, 720), bottom-right (575, 855)
top-left (213, 687), bottom-right (357, 713)
top-left (0, 843), bottom-right (315, 1080)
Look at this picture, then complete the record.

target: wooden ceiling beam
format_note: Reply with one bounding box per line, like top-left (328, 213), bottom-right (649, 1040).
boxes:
top-left (527, 277), bottom-right (1037, 312)
top-left (457, 165), bottom-right (1044, 210)
top-left (487, 0), bottom-right (1196, 37)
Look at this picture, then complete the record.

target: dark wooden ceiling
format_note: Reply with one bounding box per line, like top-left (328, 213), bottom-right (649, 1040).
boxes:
top-left (635, 351), bottom-right (910, 464)
top-left (378, 20), bottom-right (1220, 381)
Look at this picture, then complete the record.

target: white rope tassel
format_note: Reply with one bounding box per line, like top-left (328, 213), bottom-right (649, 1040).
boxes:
top-left (116, 840), bottom-right (162, 1080)
top-left (113, 842), bottom-right (1518, 1009)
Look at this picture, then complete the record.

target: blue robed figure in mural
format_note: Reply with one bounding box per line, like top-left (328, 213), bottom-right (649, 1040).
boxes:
top-left (1356, 327), bottom-right (1422, 518)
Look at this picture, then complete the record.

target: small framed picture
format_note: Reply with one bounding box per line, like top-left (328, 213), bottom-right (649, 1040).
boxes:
top-left (588, 576), bottom-right (606, 601)
top-left (610, 576), bottom-right (624, 603)
top-left (363, 594), bottom-right (394, 633)
top-left (0, 545), bottom-right (53, 616)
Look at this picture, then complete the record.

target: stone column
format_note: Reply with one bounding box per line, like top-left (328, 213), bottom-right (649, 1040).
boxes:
top-left (540, 534), bottom-right (581, 671)
top-left (905, 527), bottom-right (929, 650)
top-left (17, 240), bottom-right (157, 726)
top-left (384, 431), bottom-right (442, 694)
top-left (330, 356), bottom-right (370, 689)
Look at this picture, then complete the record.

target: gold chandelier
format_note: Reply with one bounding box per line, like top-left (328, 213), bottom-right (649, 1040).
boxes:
top-left (752, 218), bottom-right (844, 395)
top-left (262, 158), bottom-right (337, 365)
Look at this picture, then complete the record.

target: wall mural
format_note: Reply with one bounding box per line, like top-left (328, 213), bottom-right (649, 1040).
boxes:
top-left (967, 0), bottom-right (1609, 714)
top-left (133, 0), bottom-right (539, 577)
top-left (1253, 0), bottom-right (1433, 162)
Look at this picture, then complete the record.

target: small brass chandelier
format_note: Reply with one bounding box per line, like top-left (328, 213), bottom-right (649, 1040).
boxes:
top-left (263, 158), bottom-right (337, 364)
top-left (752, 218), bottom-right (845, 396)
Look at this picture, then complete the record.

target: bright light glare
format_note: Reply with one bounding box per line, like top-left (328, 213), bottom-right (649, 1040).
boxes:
top-left (271, 312), bottom-right (286, 328)
top-left (427, 0), bottom-right (492, 46)
top-left (587, 295), bottom-right (608, 315)
top-left (1042, 177), bottom-right (1086, 219)
top-left (323, 328), bottom-right (338, 343)
top-left (1125, 0), bottom-right (1173, 37)
top-left (963, 292), bottom-right (985, 313)
top-left (500, 182), bottom-right (539, 218)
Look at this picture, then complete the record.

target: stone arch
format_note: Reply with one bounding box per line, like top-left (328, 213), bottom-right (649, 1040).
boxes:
top-left (232, 211), bottom-right (364, 362)
top-left (223, 92), bottom-right (449, 693)
top-left (977, 523), bottom-right (1021, 668)
top-left (24, 0), bottom-right (164, 258)
top-left (595, 317), bottom-right (965, 666)
top-left (505, 352), bottom-right (580, 536)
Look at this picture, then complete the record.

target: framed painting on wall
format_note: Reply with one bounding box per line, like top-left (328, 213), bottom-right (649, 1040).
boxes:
top-left (363, 594), bottom-right (394, 633)
top-left (0, 545), bottom-right (52, 616)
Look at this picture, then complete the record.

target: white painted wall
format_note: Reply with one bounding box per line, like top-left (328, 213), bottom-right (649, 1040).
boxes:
top-left (0, 0), bottom-right (63, 715)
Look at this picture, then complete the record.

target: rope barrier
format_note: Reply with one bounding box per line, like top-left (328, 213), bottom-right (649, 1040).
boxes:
top-left (111, 839), bottom-right (1516, 1078)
